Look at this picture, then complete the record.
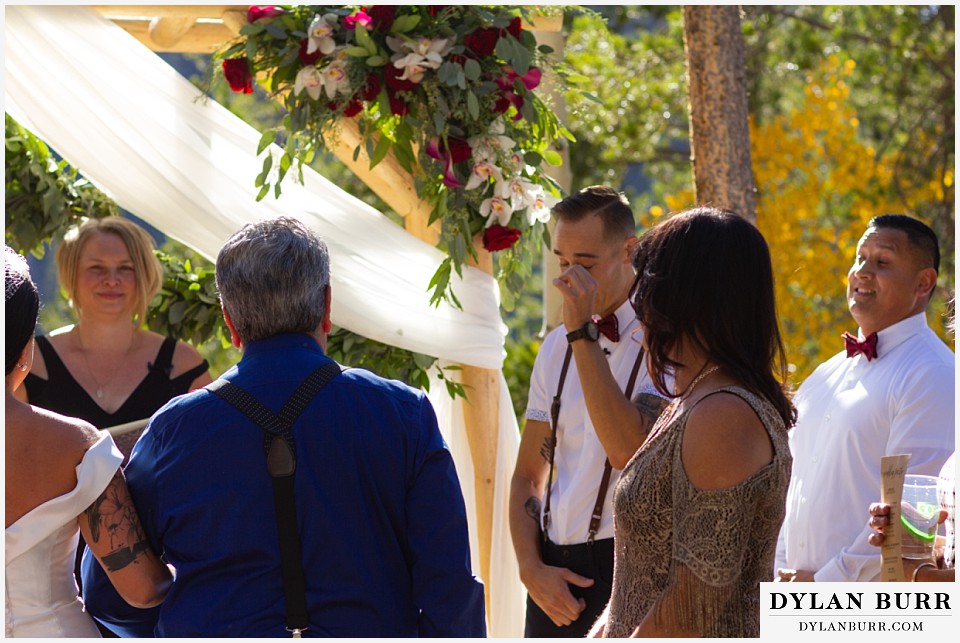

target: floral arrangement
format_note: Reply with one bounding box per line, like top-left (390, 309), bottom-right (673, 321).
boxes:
top-left (214, 5), bottom-right (574, 308)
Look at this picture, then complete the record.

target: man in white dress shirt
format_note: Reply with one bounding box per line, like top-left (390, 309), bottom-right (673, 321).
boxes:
top-left (509, 186), bottom-right (669, 637)
top-left (775, 214), bottom-right (955, 582)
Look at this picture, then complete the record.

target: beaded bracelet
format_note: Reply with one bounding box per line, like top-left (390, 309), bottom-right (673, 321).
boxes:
top-left (911, 562), bottom-right (937, 582)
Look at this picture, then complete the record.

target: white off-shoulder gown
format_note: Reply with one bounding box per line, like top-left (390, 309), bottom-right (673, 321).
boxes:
top-left (5, 435), bottom-right (122, 637)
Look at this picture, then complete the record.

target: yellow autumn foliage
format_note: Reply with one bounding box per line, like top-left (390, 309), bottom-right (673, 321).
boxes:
top-left (651, 56), bottom-right (954, 382)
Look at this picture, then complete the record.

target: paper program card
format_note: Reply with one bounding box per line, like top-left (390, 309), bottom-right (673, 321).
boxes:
top-left (879, 454), bottom-right (911, 582)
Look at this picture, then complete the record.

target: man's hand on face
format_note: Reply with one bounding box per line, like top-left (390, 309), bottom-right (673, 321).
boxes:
top-left (553, 264), bottom-right (600, 332)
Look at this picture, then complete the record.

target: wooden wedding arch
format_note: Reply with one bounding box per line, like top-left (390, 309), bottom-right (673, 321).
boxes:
top-left (87, 4), bottom-right (570, 625)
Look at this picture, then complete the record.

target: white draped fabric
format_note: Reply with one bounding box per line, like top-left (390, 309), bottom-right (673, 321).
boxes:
top-left (4, 4), bottom-right (523, 636)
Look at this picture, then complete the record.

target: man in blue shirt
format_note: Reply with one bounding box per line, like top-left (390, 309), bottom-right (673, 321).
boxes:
top-left (82, 216), bottom-right (486, 637)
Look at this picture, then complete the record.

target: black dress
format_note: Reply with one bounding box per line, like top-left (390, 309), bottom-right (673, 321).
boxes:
top-left (25, 335), bottom-right (208, 452)
top-left (23, 333), bottom-right (209, 631)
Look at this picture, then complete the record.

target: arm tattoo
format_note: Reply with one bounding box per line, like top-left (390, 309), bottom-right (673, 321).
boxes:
top-left (84, 471), bottom-right (153, 572)
top-left (633, 392), bottom-right (670, 433)
top-left (538, 436), bottom-right (556, 464)
top-left (524, 496), bottom-right (542, 523)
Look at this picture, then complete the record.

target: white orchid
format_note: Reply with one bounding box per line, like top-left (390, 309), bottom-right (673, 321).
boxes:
top-left (465, 161), bottom-right (503, 191)
top-left (387, 35), bottom-right (452, 84)
top-left (468, 132), bottom-right (517, 163)
top-left (507, 151), bottom-right (526, 172)
top-left (294, 66), bottom-right (324, 100)
top-left (307, 13), bottom-right (339, 56)
top-left (480, 196), bottom-right (514, 227)
top-left (319, 52), bottom-right (351, 98)
top-left (499, 177), bottom-right (541, 211)
top-left (527, 190), bottom-right (561, 225)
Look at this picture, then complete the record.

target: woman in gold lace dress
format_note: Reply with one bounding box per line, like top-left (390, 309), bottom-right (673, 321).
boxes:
top-left (592, 208), bottom-right (796, 637)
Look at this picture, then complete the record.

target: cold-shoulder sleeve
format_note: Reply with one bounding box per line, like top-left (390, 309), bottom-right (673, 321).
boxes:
top-left (5, 434), bottom-right (122, 561)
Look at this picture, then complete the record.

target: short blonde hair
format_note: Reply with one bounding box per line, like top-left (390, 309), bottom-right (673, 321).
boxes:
top-left (57, 217), bottom-right (162, 324)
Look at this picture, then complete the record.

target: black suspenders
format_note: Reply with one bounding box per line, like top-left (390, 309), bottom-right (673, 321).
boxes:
top-left (542, 344), bottom-right (646, 544)
top-left (206, 361), bottom-right (343, 637)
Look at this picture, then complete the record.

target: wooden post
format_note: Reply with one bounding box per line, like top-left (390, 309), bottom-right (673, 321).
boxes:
top-left (682, 6), bottom-right (758, 222)
top-left (457, 243), bottom-right (500, 624)
top-left (535, 30), bottom-right (572, 335)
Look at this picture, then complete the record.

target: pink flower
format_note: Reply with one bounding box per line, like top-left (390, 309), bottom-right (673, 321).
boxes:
top-left (426, 136), bottom-right (470, 189)
top-left (343, 10), bottom-right (372, 31)
top-left (504, 66), bottom-right (542, 90)
top-left (494, 67), bottom-right (540, 121)
top-left (247, 5), bottom-right (284, 23)
top-left (222, 58), bottom-right (254, 94)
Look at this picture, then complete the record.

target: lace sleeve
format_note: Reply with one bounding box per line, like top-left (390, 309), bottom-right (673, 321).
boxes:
top-left (648, 460), bottom-right (774, 636)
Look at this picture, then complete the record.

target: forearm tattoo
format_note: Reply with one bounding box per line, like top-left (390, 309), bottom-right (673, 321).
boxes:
top-left (85, 471), bottom-right (152, 572)
top-left (538, 436), bottom-right (556, 464)
top-left (524, 496), bottom-right (542, 523)
top-left (633, 392), bottom-right (670, 433)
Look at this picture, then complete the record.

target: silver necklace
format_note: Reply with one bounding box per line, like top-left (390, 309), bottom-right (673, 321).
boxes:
top-left (75, 329), bottom-right (137, 400)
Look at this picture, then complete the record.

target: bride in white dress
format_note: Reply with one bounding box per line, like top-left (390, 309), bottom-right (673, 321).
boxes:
top-left (5, 246), bottom-right (172, 637)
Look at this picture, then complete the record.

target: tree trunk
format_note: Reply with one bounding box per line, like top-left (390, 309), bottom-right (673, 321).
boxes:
top-left (682, 5), bottom-right (757, 223)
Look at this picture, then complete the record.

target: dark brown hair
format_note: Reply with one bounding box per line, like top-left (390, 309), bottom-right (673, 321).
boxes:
top-left (630, 207), bottom-right (796, 429)
top-left (551, 185), bottom-right (635, 240)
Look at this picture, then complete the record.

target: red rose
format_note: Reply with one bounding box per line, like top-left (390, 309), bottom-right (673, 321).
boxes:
top-left (360, 73), bottom-right (381, 101)
top-left (447, 136), bottom-right (472, 163)
top-left (326, 99), bottom-right (362, 117)
top-left (298, 38), bottom-right (323, 65)
top-left (343, 99), bottom-right (363, 117)
top-left (448, 54), bottom-right (467, 66)
top-left (493, 97), bottom-right (510, 113)
top-left (388, 92), bottom-right (409, 116)
top-left (222, 58), bottom-right (254, 94)
top-left (506, 16), bottom-right (522, 39)
top-left (366, 6), bottom-right (396, 31)
top-left (464, 27), bottom-right (499, 57)
top-left (247, 5), bottom-right (284, 23)
top-left (483, 225), bottom-right (522, 252)
top-left (384, 64), bottom-right (417, 91)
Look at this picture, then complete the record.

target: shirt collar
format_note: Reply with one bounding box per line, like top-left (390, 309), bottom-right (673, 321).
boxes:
top-left (611, 298), bottom-right (638, 332)
top-left (241, 332), bottom-right (326, 359)
top-left (861, 311), bottom-right (929, 360)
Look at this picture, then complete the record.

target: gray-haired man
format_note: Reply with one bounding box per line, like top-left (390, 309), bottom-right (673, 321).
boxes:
top-left (83, 216), bottom-right (486, 636)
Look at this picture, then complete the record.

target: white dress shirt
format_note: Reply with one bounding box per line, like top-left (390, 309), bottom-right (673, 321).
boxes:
top-left (775, 312), bottom-right (955, 581)
top-left (525, 299), bottom-right (661, 545)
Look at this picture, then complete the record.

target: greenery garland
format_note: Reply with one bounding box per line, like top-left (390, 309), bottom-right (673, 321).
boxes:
top-left (213, 4), bottom-right (576, 308)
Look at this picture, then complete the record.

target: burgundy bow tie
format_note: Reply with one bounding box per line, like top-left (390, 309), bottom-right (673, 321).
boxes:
top-left (593, 313), bottom-right (620, 342)
top-left (843, 331), bottom-right (878, 361)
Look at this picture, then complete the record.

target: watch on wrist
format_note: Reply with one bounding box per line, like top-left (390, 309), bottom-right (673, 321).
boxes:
top-left (566, 320), bottom-right (600, 343)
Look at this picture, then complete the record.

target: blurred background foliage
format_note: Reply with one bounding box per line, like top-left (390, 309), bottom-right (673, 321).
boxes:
top-left (6, 5), bottom-right (953, 423)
